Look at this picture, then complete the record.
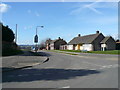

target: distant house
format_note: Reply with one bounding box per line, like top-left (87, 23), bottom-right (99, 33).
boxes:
top-left (67, 31), bottom-right (116, 51)
top-left (100, 36), bottom-right (116, 51)
top-left (46, 37), bottom-right (67, 50)
top-left (45, 39), bottom-right (52, 50)
top-left (60, 44), bottom-right (68, 50)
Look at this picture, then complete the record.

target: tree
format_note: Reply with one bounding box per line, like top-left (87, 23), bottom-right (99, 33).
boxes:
top-left (39, 40), bottom-right (46, 50)
top-left (39, 38), bottom-right (52, 50)
top-left (2, 24), bottom-right (15, 42)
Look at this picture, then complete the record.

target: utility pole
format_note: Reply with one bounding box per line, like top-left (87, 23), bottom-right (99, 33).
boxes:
top-left (15, 24), bottom-right (17, 43)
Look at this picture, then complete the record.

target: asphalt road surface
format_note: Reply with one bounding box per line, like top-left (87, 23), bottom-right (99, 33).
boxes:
top-left (2, 51), bottom-right (118, 88)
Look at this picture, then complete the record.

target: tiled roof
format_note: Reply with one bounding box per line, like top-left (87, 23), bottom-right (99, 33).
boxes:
top-left (100, 36), bottom-right (113, 43)
top-left (50, 39), bottom-right (58, 43)
top-left (68, 33), bottom-right (101, 44)
top-left (50, 39), bottom-right (67, 44)
top-left (45, 39), bottom-right (52, 44)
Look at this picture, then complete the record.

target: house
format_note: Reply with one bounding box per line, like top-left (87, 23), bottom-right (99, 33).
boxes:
top-left (67, 31), bottom-right (116, 51)
top-left (60, 44), bottom-right (68, 50)
top-left (46, 37), bottom-right (67, 50)
top-left (45, 39), bottom-right (52, 50)
top-left (100, 36), bottom-right (116, 51)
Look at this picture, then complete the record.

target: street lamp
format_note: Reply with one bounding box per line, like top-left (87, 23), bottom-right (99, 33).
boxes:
top-left (34, 26), bottom-right (44, 52)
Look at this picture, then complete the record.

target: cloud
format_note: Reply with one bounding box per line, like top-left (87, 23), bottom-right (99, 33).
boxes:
top-left (70, 1), bottom-right (103, 15)
top-left (70, 1), bottom-right (117, 15)
top-left (0, 3), bottom-right (10, 13)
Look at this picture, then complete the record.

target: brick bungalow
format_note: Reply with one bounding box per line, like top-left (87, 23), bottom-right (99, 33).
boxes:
top-left (46, 37), bottom-right (67, 50)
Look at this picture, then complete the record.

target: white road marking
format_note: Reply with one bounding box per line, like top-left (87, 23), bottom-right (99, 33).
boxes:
top-left (61, 86), bottom-right (70, 88)
top-left (99, 64), bottom-right (118, 69)
top-left (82, 61), bottom-right (103, 67)
top-left (49, 86), bottom-right (70, 90)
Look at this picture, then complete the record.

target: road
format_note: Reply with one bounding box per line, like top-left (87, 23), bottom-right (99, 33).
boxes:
top-left (2, 51), bottom-right (118, 88)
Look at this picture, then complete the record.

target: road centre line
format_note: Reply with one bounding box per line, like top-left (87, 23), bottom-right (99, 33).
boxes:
top-left (82, 61), bottom-right (103, 67)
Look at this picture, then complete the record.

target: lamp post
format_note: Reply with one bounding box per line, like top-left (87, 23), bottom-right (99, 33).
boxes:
top-left (34, 26), bottom-right (44, 52)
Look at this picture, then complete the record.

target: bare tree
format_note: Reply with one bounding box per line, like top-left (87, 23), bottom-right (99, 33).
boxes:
top-left (39, 38), bottom-right (52, 50)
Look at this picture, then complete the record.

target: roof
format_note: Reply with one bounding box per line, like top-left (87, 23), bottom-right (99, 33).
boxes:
top-left (100, 36), bottom-right (111, 43)
top-left (50, 39), bottom-right (67, 44)
top-left (45, 39), bottom-right (52, 44)
top-left (50, 39), bottom-right (58, 43)
top-left (68, 33), bottom-right (101, 44)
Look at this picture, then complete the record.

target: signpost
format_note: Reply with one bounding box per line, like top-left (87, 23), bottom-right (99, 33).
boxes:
top-left (34, 35), bottom-right (38, 52)
top-left (34, 26), bottom-right (44, 52)
top-left (34, 35), bottom-right (38, 43)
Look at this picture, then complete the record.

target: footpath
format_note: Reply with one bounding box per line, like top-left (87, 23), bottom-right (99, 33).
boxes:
top-left (2, 51), bottom-right (49, 72)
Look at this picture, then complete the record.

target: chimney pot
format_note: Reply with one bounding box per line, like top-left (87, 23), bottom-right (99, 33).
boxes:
top-left (78, 34), bottom-right (81, 37)
top-left (96, 31), bottom-right (99, 34)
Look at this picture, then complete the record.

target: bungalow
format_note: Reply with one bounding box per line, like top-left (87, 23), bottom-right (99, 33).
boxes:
top-left (67, 31), bottom-right (116, 51)
top-left (46, 37), bottom-right (67, 50)
top-left (101, 36), bottom-right (116, 51)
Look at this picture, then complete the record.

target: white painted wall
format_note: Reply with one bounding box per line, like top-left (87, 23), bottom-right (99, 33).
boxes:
top-left (75, 45), bottom-right (77, 50)
top-left (75, 45), bottom-right (80, 50)
top-left (67, 45), bottom-right (73, 50)
top-left (81, 44), bottom-right (93, 51)
top-left (80, 46), bottom-right (84, 51)
top-left (101, 44), bottom-right (106, 48)
top-left (101, 44), bottom-right (107, 51)
top-left (50, 44), bottom-right (54, 50)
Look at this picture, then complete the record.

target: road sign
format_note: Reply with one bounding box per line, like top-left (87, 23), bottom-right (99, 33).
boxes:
top-left (34, 35), bottom-right (38, 43)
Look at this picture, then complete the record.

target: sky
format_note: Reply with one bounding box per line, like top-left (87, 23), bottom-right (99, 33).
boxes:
top-left (0, 2), bottom-right (118, 45)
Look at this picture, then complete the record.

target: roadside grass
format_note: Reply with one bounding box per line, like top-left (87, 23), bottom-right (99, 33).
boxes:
top-left (49, 50), bottom-right (120, 55)
top-left (2, 49), bottom-right (23, 56)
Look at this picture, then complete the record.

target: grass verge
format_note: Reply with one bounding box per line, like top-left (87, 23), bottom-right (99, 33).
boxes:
top-left (49, 50), bottom-right (120, 55)
top-left (2, 49), bottom-right (23, 56)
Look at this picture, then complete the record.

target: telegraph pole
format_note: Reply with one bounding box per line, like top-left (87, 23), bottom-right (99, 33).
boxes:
top-left (15, 24), bottom-right (17, 43)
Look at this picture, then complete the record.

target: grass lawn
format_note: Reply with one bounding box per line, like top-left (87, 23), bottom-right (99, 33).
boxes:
top-left (54, 50), bottom-right (120, 55)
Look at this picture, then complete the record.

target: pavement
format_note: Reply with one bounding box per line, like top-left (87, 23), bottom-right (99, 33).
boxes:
top-left (2, 51), bottom-right (49, 72)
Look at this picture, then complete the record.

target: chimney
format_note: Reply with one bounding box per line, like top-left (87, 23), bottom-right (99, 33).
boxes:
top-left (78, 34), bottom-right (81, 37)
top-left (58, 37), bottom-right (61, 39)
top-left (96, 31), bottom-right (99, 34)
